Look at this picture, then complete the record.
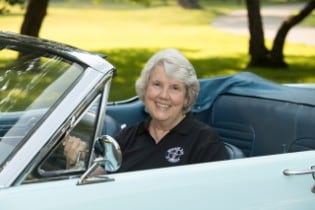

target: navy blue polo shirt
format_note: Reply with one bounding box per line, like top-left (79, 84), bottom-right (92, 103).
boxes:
top-left (115, 114), bottom-right (228, 172)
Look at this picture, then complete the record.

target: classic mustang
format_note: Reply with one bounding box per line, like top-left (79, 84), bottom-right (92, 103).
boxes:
top-left (0, 31), bottom-right (314, 209)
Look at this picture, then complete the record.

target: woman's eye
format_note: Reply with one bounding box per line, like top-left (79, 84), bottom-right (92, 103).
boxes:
top-left (172, 85), bottom-right (180, 91)
top-left (153, 82), bottom-right (160, 87)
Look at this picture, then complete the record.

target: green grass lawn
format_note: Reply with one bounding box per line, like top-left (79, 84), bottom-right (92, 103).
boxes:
top-left (1, 0), bottom-right (314, 101)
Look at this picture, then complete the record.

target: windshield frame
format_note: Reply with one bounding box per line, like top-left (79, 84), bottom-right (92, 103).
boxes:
top-left (0, 48), bottom-right (86, 168)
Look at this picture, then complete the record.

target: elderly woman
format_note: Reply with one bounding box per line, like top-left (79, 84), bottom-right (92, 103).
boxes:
top-left (64, 48), bottom-right (228, 172)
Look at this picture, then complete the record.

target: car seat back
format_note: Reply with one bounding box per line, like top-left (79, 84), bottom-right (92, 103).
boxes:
top-left (193, 94), bottom-right (315, 157)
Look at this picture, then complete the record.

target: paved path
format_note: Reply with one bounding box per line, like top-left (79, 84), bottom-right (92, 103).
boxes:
top-left (211, 3), bottom-right (315, 46)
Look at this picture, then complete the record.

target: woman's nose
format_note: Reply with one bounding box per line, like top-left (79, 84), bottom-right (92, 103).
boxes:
top-left (158, 87), bottom-right (169, 98)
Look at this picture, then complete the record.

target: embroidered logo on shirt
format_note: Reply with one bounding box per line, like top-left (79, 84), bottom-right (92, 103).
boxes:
top-left (165, 147), bottom-right (184, 163)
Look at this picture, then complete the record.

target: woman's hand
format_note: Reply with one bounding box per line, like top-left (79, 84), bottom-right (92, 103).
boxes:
top-left (63, 136), bottom-right (87, 168)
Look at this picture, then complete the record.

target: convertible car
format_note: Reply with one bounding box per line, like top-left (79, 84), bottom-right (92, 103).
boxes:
top-left (0, 31), bottom-right (315, 209)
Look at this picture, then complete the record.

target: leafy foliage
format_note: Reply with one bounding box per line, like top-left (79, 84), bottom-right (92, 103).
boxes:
top-left (0, 0), bottom-right (24, 14)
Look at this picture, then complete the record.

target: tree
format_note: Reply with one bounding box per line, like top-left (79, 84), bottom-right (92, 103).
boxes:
top-left (0, 0), bottom-right (24, 14)
top-left (245, 0), bottom-right (315, 68)
top-left (178, 0), bottom-right (200, 9)
top-left (245, 0), bottom-right (269, 67)
top-left (20, 0), bottom-right (50, 37)
top-left (271, 0), bottom-right (315, 67)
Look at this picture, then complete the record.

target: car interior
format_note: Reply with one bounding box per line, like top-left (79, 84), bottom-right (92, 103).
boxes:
top-left (105, 72), bottom-right (315, 160)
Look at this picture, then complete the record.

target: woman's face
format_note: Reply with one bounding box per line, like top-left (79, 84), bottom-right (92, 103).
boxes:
top-left (144, 64), bottom-right (188, 125)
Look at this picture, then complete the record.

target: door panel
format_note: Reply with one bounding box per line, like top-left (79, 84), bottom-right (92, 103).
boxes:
top-left (0, 151), bottom-right (314, 210)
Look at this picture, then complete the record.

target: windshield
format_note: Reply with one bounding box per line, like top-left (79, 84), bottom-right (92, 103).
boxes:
top-left (0, 46), bottom-right (84, 166)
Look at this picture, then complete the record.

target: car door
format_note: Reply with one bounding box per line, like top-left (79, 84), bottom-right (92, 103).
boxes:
top-left (0, 150), bottom-right (314, 210)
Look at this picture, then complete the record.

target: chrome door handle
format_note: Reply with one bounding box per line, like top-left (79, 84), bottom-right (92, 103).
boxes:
top-left (283, 168), bottom-right (315, 176)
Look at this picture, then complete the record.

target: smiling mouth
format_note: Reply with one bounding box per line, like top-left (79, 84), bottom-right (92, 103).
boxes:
top-left (156, 102), bottom-right (170, 109)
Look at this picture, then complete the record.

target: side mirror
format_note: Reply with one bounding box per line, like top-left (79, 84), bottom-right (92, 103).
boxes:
top-left (100, 135), bottom-right (122, 172)
top-left (77, 135), bottom-right (122, 185)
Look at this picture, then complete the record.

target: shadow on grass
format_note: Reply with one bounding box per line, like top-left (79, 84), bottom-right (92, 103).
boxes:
top-left (96, 48), bottom-right (315, 101)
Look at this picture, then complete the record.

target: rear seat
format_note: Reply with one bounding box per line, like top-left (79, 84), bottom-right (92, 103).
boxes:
top-left (202, 94), bottom-right (315, 157)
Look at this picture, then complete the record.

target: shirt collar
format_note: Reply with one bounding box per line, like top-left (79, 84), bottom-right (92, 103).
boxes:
top-left (137, 113), bottom-right (193, 136)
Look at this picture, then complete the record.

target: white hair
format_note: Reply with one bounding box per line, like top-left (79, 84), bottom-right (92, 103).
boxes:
top-left (135, 48), bottom-right (199, 113)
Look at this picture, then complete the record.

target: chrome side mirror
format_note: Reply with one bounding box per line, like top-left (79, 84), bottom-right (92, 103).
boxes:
top-left (77, 135), bottom-right (122, 185)
top-left (100, 135), bottom-right (122, 172)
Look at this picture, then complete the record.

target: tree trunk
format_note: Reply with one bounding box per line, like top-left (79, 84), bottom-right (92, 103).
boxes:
top-left (245, 0), bottom-right (270, 67)
top-left (20, 0), bottom-right (49, 37)
top-left (270, 0), bottom-right (315, 67)
top-left (178, 0), bottom-right (200, 9)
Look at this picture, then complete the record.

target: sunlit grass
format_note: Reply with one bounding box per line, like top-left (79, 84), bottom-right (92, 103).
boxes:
top-left (302, 12), bottom-right (315, 27)
top-left (0, 1), bottom-right (314, 101)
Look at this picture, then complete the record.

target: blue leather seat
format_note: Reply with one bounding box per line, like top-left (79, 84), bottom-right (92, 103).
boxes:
top-left (224, 142), bottom-right (245, 159)
top-left (102, 115), bottom-right (122, 137)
